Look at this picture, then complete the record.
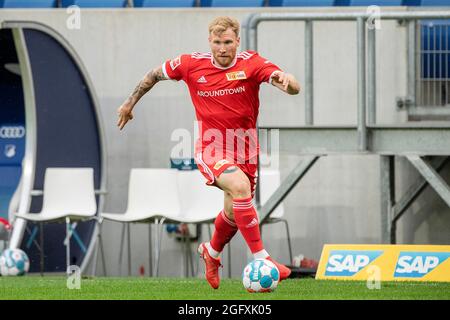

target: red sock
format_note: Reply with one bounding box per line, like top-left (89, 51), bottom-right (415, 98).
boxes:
top-left (233, 197), bottom-right (264, 254)
top-left (210, 210), bottom-right (238, 253)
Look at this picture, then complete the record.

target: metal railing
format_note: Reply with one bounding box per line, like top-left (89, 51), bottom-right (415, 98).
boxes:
top-left (243, 11), bottom-right (450, 151)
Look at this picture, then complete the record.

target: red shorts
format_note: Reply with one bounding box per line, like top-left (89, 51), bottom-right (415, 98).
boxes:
top-left (195, 153), bottom-right (258, 197)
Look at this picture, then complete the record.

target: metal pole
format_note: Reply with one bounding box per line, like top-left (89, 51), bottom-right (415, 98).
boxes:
top-left (118, 223), bottom-right (125, 276)
top-left (39, 223), bottom-right (44, 276)
top-left (408, 19), bottom-right (417, 107)
top-left (127, 224), bottom-right (131, 276)
top-left (305, 20), bottom-right (314, 125)
top-left (248, 26), bottom-right (257, 51)
top-left (91, 226), bottom-right (99, 276)
top-left (184, 233), bottom-right (190, 277)
top-left (99, 230), bottom-right (107, 276)
top-left (66, 217), bottom-right (70, 275)
top-left (407, 155), bottom-right (450, 208)
top-left (155, 218), bottom-right (165, 277)
top-left (357, 17), bottom-right (367, 151)
top-left (259, 156), bottom-right (319, 223)
top-left (148, 224), bottom-right (153, 277)
top-left (245, 12), bottom-right (450, 25)
top-left (367, 26), bottom-right (376, 125)
top-left (227, 243), bottom-right (231, 278)
top-left (446, 25), bottom-right (449, 105)
top-left (91, 221), bottom-right (107, 276)
top-left (380, 156), bottom-right (395, 244)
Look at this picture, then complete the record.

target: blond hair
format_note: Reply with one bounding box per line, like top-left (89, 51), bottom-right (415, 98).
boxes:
top-left (208, 16), bottom-right (240, 37)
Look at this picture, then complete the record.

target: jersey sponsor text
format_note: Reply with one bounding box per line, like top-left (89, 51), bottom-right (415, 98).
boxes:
top-left (197, 86), bottom-right (245, 97)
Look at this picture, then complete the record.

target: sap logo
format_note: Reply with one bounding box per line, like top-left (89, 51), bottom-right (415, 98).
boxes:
top-left (325, 250), bottom-right (383, 276)
top-left (394, 252), bottom-right (450, 278)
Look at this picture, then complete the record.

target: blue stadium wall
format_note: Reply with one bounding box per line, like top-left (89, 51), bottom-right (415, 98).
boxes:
top-left (0, 29), bottom-right (24, 223)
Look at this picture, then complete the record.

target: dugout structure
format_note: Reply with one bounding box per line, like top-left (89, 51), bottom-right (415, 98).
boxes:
top-left (0, 21), bottom-right (107, 275)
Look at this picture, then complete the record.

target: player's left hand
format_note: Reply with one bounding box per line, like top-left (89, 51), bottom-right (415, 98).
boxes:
top-left (271, 71), bottom-right (292, 91)
top-left (271, 71), bottom-right (300, 95)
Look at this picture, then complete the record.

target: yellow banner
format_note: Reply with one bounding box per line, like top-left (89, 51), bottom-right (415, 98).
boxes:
top-left (315, 244), bottom-right (450, 282)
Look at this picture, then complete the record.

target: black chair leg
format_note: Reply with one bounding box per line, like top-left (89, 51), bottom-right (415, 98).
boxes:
top-left (281, 219), bottom-right (293, 265)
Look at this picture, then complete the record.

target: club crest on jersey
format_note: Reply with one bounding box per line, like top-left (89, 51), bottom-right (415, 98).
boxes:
top-left (214, 159), bottom-right (230, 170)
top-left (226, 71), bottom-right (247, 81)
top-left (170, 56), bottom-right (181, 71)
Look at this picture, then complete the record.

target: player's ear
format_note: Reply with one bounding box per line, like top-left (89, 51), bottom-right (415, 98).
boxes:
top-left (236, 36), bottom-right (240, 47)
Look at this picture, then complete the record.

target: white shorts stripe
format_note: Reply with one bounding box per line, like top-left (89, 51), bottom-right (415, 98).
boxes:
top-left (233, 202), bottom-right (253, 207)
top-left (233, 202), bottom-right (254, 209)
top-left (196, 153), bottom-right (215, 183)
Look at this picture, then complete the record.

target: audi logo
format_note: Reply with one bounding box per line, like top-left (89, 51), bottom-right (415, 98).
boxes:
top-left (0, 126), bottom-right (26, 139)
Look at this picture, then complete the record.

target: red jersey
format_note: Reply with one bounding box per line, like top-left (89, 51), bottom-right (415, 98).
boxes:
top-left (162, 50), bottom-right (281, 165)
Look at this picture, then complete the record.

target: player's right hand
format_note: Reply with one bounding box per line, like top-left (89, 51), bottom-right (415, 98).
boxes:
top-left (117, 104), bottom-right (134, 130)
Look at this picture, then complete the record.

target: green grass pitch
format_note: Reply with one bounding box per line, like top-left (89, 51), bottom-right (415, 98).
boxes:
top-left (0, 276), bottom-right (449, 300)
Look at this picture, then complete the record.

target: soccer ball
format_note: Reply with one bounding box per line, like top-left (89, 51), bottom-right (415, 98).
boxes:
top-left (242, 259), bottom-right (279, 293)
top-left (0, 248), bottom-right (30, 276)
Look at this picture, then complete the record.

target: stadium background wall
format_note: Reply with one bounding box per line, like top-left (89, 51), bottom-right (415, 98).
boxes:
top-left (0, 6), bottom-right (448, 277)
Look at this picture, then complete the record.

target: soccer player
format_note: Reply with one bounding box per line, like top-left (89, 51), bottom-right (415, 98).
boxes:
top-left (117, 16), bottom-right (300, 289)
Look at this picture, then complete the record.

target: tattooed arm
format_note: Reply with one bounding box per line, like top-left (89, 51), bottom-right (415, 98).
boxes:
top-left (117, 66), bottom-right (167, 130)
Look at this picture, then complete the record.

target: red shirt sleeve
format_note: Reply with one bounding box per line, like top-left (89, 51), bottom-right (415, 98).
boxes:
top-left (252, 53), bottom-right (282, 84)
top-left (162, 54), bottom-right (190, 81)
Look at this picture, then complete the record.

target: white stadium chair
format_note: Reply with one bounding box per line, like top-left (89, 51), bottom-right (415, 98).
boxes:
top-left (15, 167), bottom-right (97, 273)
top-left (101, 168), bottom-right (226, 277)
top-left (100, 168), bottom-right (181, 276)
top-left (166, 170), bottom-right (223, 224)
top-left (162, 170), bottom-right (223, 276)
